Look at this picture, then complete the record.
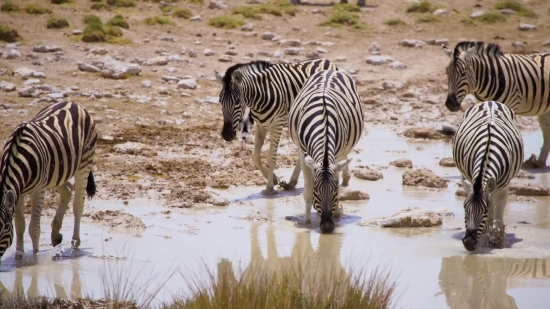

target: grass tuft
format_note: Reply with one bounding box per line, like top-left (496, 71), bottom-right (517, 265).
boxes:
top-left (82, 14), bottom-right (128, 42)
top-left (91, 3), bottom-right (110, 10)
top-left (25, 3), bottom-right (53, 14)
top-left (318, 9), bottom-right (363, 29)
top-left (107, 0), bottom-right (136, 7)
top-left (185, 0), bottom-right (203, 3)
top-left (0, 24), bottom-right (20, 43)
top-left (1, 0), bottom-right (19, 12)
top-left (231, 1), bottom-right (297, 20)
top-left (494, 0), bottom-right (536, 17)
top-left (84, 14), bottom-right (102, 25)
top-left (145, 16), bottom-right (175, 25)
top-left (333, 3), bottom-right (361, 12)
top-left (46, 17), bottom-right (69, 29)
top-left (406, 1), bottom-right (434, 13)
top-left (477, 11), bottom-right (507, 23)
top-left (384, 18), bottom-right (407, 26)
top-left (416, 13), bottom-right (440, 23)
top-left (207, 15), bottom-right (245, 29)
top-left (107, 14), bottom-right (130, 29)
top-left (173, 8), bottom-right (194, 19)
top-left (51, 0), bottom-right (74, 4)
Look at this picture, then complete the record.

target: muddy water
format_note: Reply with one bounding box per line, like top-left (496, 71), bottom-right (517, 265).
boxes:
top-left (1, 127), bottom-right (549, 308)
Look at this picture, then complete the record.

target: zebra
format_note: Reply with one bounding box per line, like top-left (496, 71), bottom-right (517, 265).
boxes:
top-left (214, 58), bottom-right (338, 195)
top-left (442, 41), bottom-right (550, 168)
top-left (288, 70), bottom-right (364, 233)
top-left (0, 101), bottom-right (97, 260)
top-left (452, 101), bottom-right (523, 251)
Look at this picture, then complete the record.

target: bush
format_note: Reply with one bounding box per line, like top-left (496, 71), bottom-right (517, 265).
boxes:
top-left (145, 16), bottom-right (174, 25)
top-left (91, 0), bottom-right (104, 2)
top-left (25, 3), bottom-right (53, 14)
top-left (406, 1), bottom-right (433, 13)
top-left (84, 14), bottom-right (102, 25)
top-left (333, 3), bottom-right (361, 12)
top-left (107, 14), bottom-right (130, 29)
top-left (416, 13), bottom-right (439, 23)
top-left (318, 10), bottom-right (363, 29)
top-left (47, 17), bottom-right (69, 29)
top-left (1, 1), bottom-right (19, 12)
top-left (82, 15), bottom-right (126, 42)
top-left (185, 0), bottom-right (203, 4)
top-left (91, 3), bottom-right (109, 10)
top-left (477, 11), bottom-right (507, 23)
top-left (0, 24), bottom-right (20, 43)
top-left (51, 0), bottom-right (74, 4)
top-left (207, 15), bottom-right (245, 29)
top-left (104, 25), bottom-right (123, 36)
top-left (106, 0), bottom-right (136, 7)
top-left (494, 0), bottom-right (536, 17)
top-left (231, 1), bottom-right (296, 20)
top-left (173, 8), bottom-right (193, 19)
top-left (384, 18), bottom-right (406, 26)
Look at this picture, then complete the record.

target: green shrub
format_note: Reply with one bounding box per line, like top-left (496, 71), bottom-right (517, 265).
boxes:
top-left (477, 11), bottom-right (507, 23)
top-left (207, 15), bottom-right (245, 28)
top-left (494, 0), bottom-right (536, 17)
top-left (333, 3), bottom-right (361, 12)
top-left (173, 8), bottom-right (193, 19)
top-left (91, 3), bottom-right (109, 10)
top-left (384, 18), bottom-right (406, 26)
top-left (107, 14), bottom-right (130, 28)
top-left (47, 17), bottom-right (69, 29)
top-left (416, 13), bottom-right (440, 23)
top-left (185, 0), bottom-right (203, 4)
top-left (406, 1), bottom-right (433, 13)
top-left (82, 15), bottom-right (125, 42)
top-left (231, 1), bottom-right (296, 20)
top-left (0, 24), bottom-right (20, 43)
top-left (106, 0), bottom-right (136, 7)
top-left (1, 1), bottom-right (19, 12)
top-left (51, 0), bottom-right (74, 4)
top-left (26, 3), bottom-right (53, 14)
top-left (104, 25), bottom-right (123, 36)
top-left (84, 14), bottom-right (102, 25)
top-left (145, 16), bottom-right (174, 25)
top-left (318, 10), bottom-right (363, 29)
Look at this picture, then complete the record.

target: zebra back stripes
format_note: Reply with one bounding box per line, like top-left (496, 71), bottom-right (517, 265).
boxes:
top-left (0, 101), bottom-right (97, 258)
top-left (289, 69), bottom-right (364, 233)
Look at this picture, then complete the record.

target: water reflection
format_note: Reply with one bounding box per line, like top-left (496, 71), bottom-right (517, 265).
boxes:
top-left (437, 255), bottom-right (550, 308)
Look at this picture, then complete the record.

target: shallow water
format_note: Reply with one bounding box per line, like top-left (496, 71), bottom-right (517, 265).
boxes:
top-left (1, 126), bottom-right (549, 309)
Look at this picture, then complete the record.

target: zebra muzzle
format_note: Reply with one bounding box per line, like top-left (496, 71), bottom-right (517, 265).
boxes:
top-left (445, 95), bottom-right (461, 112)
top-left (462, 228), bottom-right (478, 251)
top-left (221, 122), bottom-right (236, 142)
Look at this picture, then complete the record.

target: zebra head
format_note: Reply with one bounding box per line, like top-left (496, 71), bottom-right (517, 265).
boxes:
top-left (0, 189), bottom-right (16, 259)
top-left (215, 69), bottom-right (247, 142)
top-left (304, 155), bottom-right (351, 234)
top-left (462, 177), bottom-right (495, 251)
top-left (442, 42), bottom-right (482, 112)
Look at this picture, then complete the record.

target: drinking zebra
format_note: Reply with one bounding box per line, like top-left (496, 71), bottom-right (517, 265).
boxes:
top-left (0, 101), bottom-right (97, 259)
top-left (452, 101), bottom-right (523, 251)
top-left (215, 59), bottom-right (338, 195)
top-left (442, 41), bottom-right (550, 168)
top-left (288, 70), bottom-right (364, 233)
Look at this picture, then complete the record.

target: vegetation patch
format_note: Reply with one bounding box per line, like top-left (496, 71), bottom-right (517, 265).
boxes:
top-left (318, 9), bottom-right (363, 29)
top-left (145, 16), bottom-right (174, 25)
top-left (25, 3), bottom-right (53, 14)
top-left (477, 11), bottom-right (507, 23)
top-left (416, 13), bottom-right (440, 23)
top-left (1, 0), bottom-right (19, 12)
top-left (106, 0), bottom-right (136, 7)
top-left (162, 6), bottom-right (193, 19)
top-left (207, 15), bottom-right (245, 29)
top-left (384, 18), bottom-right (407, 26)
top-left (46, 17), bottom-right (69, 29)
top-left (406, 1), bottom-right (434, 13)
top-left (51, 0), bottom-right (74, 4)
top-left (185, 0), bottom-right (203, 4)
top-left (107, 14), bottom-right (130, 29)
top-left (91, 3), bottom-right (110, 10)
top-left (231, 1), bottom-right (297, 20)
top-left (82, 14), bottom-right (126, 43)
top-left (494, 0), bottom-right (536, 17)
top-left (333, 3), bottom-right (361, 12)
top-left (0, 24), bottom-right (20, 43)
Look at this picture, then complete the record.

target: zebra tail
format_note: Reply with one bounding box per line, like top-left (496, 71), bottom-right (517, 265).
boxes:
top-left (438, 125), bottom-right (457, 136)
top-left (86, 171), bottom-right (96, 199)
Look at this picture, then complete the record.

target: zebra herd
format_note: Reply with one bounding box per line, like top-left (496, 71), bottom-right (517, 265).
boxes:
top-left (0, 41), bottom-right (549, 260)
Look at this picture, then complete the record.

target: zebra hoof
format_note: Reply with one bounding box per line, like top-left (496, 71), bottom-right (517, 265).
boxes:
top-left (15, 251), bottom-right (24, 260)
top-left (51, 234), bottom-right (63, 247)
top-left (71, 239), bottom-right (80, 249)
top-left (278, 181), bottom-right (296, 191)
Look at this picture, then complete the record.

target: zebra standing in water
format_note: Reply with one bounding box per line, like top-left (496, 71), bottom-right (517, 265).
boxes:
top-left (288, 70), bottom-right (364, 233)
top-left (215, 59), bottom-right (338, 195)
top-left (453, 101), bottom-right (523, 251)
top-left (442, 41), bottom-right (550, 168)
top-left (0, 101), bottom-right (97, 259)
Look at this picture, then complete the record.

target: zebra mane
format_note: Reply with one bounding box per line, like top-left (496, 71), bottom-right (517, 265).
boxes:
top-left (0, 123), bottom-right (27, 207)
top-left (221, 60), bottom-right (274, 87)
top-left (453, 41), bottom-right (504, 63)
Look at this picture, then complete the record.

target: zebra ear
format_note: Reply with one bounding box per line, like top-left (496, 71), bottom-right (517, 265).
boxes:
top-left (462, 178), bottom-right (473, 195)
top-left (304, 155), bottom-right (321, 170)
top-left (232, 71), bottom-right (243, 85)
top-left (3, 190), bottom-right (15, 214)
top-left (484, 177), bottom-right (496, 194)
top-left (463, 46), bottom-right (477, 62)
top-left (214, 70), bottom-right (224, 84)
top-left (332, 158), bottom-right (352, 173)
top-left (442, 45), bottom-right (452, 58)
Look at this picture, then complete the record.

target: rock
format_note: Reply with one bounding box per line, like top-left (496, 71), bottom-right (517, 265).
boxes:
top-left (316, 47), bottom-right (328, 53)
top-left (225, 49), bottom-right (237, 56)
top-left (195, 97), bottom-right (219, 104)
top-left (284, 48), bottom-right (301, 55)
top-left (515, 170), bottom-right (534, 179)
top-left (218, 55), bottom-right (233, 62)
top-left (162, 75), bottom-right (180, 82)
top-left (77, 62), bottom-right (101, 73)
top-left (509, 184), bottom-right (550, 196)
top-left (399, 39), bottom-right (425, 48)
top-left (439, 157), bottom-right (456, 167)
top-left (339, 188), bottom-right (370, 201)
top-left (13, 68), bottom-right (46, 79)
top-left (389, 61), bottom-right (407, 69)
top-left (177, 79), bottom-right (197, 90)
top-left (390, 158), bottom-right (413, 168)
top-left (144, 56), bottom-right (168, 66)
top-left (0, 81), bottom-right (16, 92)
top-left (365, 55), bottom-right (394, 65)
top-left (280, 39), bottom-right (301, 47)
top-left (142, 80), bottom-right (152, 88)
top-left (455, 189), bottom-right (467, 197)
top-left (381, 81), bottom-right (394, 90)
top-left (208, 0), bottom-right (228, 9)
top-left (435, 38), bottom-right (449, 45)
top-left (113, 142), bottom-right (156, 156)
top-left (33, 46), bottom-right (62, 53)
top-left (204, 49), bottom-right (215, 56)
top-left (519, 23), bottom-right (537, 31)
top-left (213, 198), bottom-right (230, 206)
top-left (306, 51), bottom-right (319, 59)
top-left (262, 32), bottom-right (276, 40)
top-left (354, 168), bottom-right (383, 181)
top-left (312, 9), bottom-right (325, 14)
top-left (241, 24), bottom-right (253, 31)
top-left (159, 36), bottom-right (177, 42)
top-left (191, 16), bottom-right (202, 21)
top-left (402, 168), bottom-right (449, 188)
top-left (7, 49), bottom-right (21, 59)
top-left (358, 207), bottom-right (453, 228)
top-left (272, 35), bottom-right (284, 42)
top-left (188, 49), bottom-right (197, 57)
top-left (542, 40), bottom-right (550, 47)
top-left (89, 47), bottom-right (109, 55)
top-left (500, 9), bottom-right (516, 15)
top-left (101, 59), bottom-right (142, 79)
top-left (18, 86), bottom-right (41, 98)
top-left (368, 42), bottom-right (380, 54)
top-left (432, 9), bottom-right (449, 17)
top-left (516, 196), bottom-right (542, 204)
top-left (470, 10), bottom-right (485, 18)
top-left (72, 29), bottom-right (83, 35)
top-left (166, 67), bottom-right (177, 73)
top-left (404, 127), bottom-right (450, 140)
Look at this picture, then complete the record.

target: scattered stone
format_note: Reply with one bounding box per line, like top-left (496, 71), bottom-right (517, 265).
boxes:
top-left (339, 188), bottom-right (370, 201)
top-left (358, 207), bottom-right (453, 228)
top-left (432, 9), bottom-right (449, 17)
top-left (90, 253), bottom-right (127, 260)
top-left (402, 168), bottom-right (449, 188)
top-left (354, 168), bottom-right (383, 181)
top-left (439, 158), bottom-right (456, 167)
top-left (262, 32), bottom-right (276, 40)
top-left (509, 184), bottom-right (550, 196)
top-left (208, 0), bottom-right (228, 10)
top-left (272, 35), bottom-right (284, 42)
top-left (381, 81), bottom-right (394, 90)
top-left (113, 142), bottom-right (156, 157)
top-left (159, 36), bottom-right (177, 42)
top-left (515, 170), bottom-right (535, 179)
top-left (0, 81), bottom-right (16, 92)
top-left (404, 127), bottom-right (450, 140)
top-left (312, 9), bottom-right (325, 14)
top-left (33, 46), bottom-right (62, 53)
top-left (191, 16), bottom-right (202, 22)
top-left (83, 209), bottom-right (147, 232)
top-left (77, 62), bottom-right (101, 73)
top-left (218, 55), bottom-right (233, 62)
top-left (273, 50), bottom-right (282, 58)
top-left (519, 23), bottom-right (537, 31)
top-left (389, 61), bottom-right (407, 69)
top-left (177, 79), bottom-right (197, 90)
top-left (241, 24), bottom-right (253, 31)
top-left (390, 158), bottom-right (413, 168)
top-left (6, 49), bottom-right (21, 59)
top-left (455, 189), bottom-right (467, 197)
top-left (72, 29), bottom-right (83, 35)
top-left (517, 196), bottom-right (542, 204)
top-left (368, 42), bottom-right (380, 54)
top-left (144, 56), bottom-right (168, 66)
top-left (542, 41), bottom-right (550, 47)
top-left (365, 55), bottom-right (394, 65)
top-left (500, 9), bottom-right (515, 15)
top-left (306, 51), bottom-right (319, 59)
top-left (188, 49), bottom-right (197, 57)
top-left (195, 97), bottom-right (219, 104)
top-left (213, 198), bottom-right (230, 206)
top-left (470, 10), bottom-right (485, 18)
top-left (100, 59), bottom-right (142, 79)
top-left (399, 39), bottom-right (425, 48)
top-left (284, 48), bottom-right (301, 55)
top-left (280, 39), bottom-right (301, 47)
top-left (13, 68), bottom-right (46, 79)
top-left (18, 86), bottom-right (41, 98)
top-left (225, 49), bottom-right (237, 56)
top-left (316, 46), bottom-right (328, 53)
top-left (204, 49), bottom-right (215, 56)
top-left (162, 75), bottom-right (180, 82)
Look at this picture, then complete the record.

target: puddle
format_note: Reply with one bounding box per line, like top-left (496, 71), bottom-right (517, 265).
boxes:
top-left (0, 126), bottom-right (549, 308)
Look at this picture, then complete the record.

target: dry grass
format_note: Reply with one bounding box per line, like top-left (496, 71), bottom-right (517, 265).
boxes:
top-left (46, 17), bottom-right (69, 29)
top-left (318, 7), bottom-right (364, 29)
top-left (231, 1), bottom-right (297, 20)
top-left (0, 0), bottom-right (19, 12)
top-left (477, 11), bottom-right (507, 23)
top-left (406, 1), bottom-right (434, 13)
top-left (145, 16), bottom-right (175, 25)
top-left (384, 18), bottom-right (407, 26)
top-left (416, 13), bottom-right (440, 23)
top-left (107, 14), bottom-right (130, 29)
top-left (25, 3), bottom-right (53, 14)
top-left (107, 0), bottom-right (136, 7)
top-left (0, 24), bottom-right (20, 43)
top-left (207, 15), bottom-right (245, 29)
top-left (494, 0), bottom-right (536, 17)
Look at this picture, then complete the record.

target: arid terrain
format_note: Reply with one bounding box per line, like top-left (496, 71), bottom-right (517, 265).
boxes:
top-left (1, 0), bottom-right (550, 307)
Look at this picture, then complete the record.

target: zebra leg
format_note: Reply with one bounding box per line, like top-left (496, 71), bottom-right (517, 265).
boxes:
top-left (264, 126), bottom-right (283, 195)
top-left (29, 189), bottom-right (46, 255)
top-left (51, 182), bottom-right (73, 247)
top-left (341, 156), bottom-right (351, 187)
top-left (14, 196), bottom-right (26, 259)
top-left (71, 169), bottom-right (91, 248)
top-left (252, 125), bottom-right (279, 189)
top-left (489, 186), bottom-right (509, 249)
top-left (280, 157), bottom-right (302, 190)
top-left (534, 112), bottom-right (550, 167)
top-left (300, 156), bottom-right (313, 225)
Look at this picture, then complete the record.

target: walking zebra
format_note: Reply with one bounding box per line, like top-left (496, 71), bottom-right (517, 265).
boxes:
top-left (0, 101), bottom-right (97, 259)
top-left (214, 59), bottom-right (338, 195)
top-left (452, 101), bottom-right (523, 251)
top-left (289, 70), bottom-right (364, 233)
top-left (442, 41), bottom-right (550, 168)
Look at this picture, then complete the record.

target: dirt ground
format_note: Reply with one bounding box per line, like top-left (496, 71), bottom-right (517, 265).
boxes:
top-left (0, 0), bottom-right (548, 230)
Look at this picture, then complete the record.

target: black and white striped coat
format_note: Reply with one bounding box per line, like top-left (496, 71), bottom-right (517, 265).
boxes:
top-left (288, 70), bottom-right (364, 233)
top-left (215, 59), bottom-right (338, 195)
top-left (0, 101), bottom-right (97, 259)
top-left (452, 101), bottom-right (523, 251)
top-left (443, 41), bottom-right (550, 168)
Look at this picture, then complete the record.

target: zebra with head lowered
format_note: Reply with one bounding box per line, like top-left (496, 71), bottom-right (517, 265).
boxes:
top-left (442, 41), bottom-right (550, 168)
top-left (0, 101), bottom-right (97, 260)
top-left (289, 70), bottom-right (364, 233)
top-left (215, 59), bottom-right (338, 195)
top-left (453, 101), bottom-right (523, 251)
